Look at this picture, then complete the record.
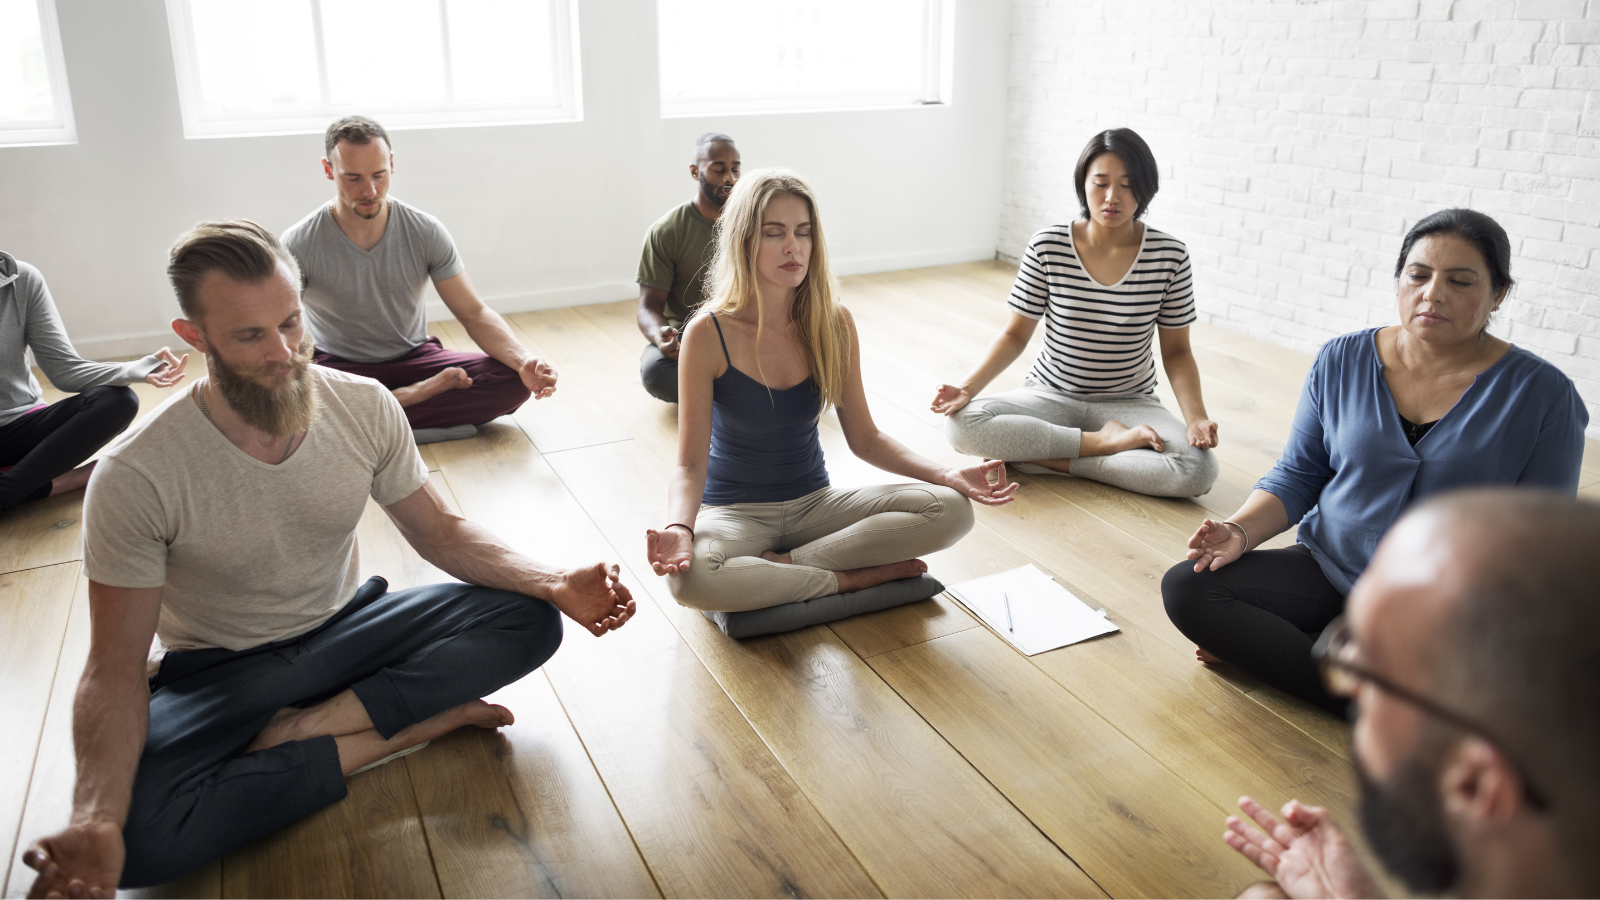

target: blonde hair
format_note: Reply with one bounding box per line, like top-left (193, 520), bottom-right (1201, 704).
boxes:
top-left (700, 168), bottom-right (851, 411)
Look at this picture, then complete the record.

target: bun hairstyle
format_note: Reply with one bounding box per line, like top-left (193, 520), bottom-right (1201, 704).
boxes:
top-left (700, 168), bottom-right (850, 411)
top-left (1074, 128), bottom-right (1160, 221)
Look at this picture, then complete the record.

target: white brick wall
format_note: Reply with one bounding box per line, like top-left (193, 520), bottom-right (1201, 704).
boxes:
top-left (1000, 0), bottom-right (1600, 438)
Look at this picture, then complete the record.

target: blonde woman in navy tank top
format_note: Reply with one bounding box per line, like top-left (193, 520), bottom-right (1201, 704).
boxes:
top-left (645, 169), bottom-right (1017, 622)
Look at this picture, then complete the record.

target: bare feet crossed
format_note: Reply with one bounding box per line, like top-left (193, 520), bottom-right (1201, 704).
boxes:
top-left (394, 366), bottom-right (473, 408)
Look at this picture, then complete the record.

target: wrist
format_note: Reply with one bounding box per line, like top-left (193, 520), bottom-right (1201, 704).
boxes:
top-left (665, 522), bottom-right (695, 540)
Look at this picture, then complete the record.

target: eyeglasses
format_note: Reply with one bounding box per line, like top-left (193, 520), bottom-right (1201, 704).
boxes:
top-left (1312, 616), bottom-right (1549, 810)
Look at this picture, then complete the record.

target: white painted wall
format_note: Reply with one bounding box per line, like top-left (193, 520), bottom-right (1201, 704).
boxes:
top-left (0, 0), bottom-right (1008, 359)
top-left (1003, 0), bottom-right (1600, 438)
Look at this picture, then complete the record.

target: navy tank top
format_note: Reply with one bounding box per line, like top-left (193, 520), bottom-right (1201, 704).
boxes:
top-left (701, 314), bottom-right (831, 505)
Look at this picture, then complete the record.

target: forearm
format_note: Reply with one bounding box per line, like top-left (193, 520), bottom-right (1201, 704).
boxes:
top-left (637, 304), bottom-right (670, 343)
top-left (666, 465), bottom-right (707, 530)
top-left (958, 332), bottom-right (1030, 397)
top-left (852, 429), bottom-right (952, 486)
top-left (69, 665), bottom-right (150, 828)
top-left (1163, 348), bottom-right (1210, 424)
top-left (459, 308), bottom-right (533, 371)
top-left (415, 516), bottom-right (564, 600)
top-left (1225, 490), bottom-right (1291, 551)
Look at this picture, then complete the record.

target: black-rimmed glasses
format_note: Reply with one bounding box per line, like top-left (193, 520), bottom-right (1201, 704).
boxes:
top-left (1311, 615), bottom-right (1549, 810)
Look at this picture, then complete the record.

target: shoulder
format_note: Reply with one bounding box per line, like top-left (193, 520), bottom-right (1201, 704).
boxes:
top-left (649, 202), bottom-right (694, 235)
top-left (1315, 328), bottom-right (1378, 364)
top-left (312, 364), bottom-right (392, 406)
top-left (1142, 226), bottom-right (1189, 256)
top-left (95, 387), bottom-right (201, 474)
top-left (389, 197), bottom-right (450, 234)
top-left (10, 259), bottom-right (47, 298)
top-left (1027, 224), bottom-right (1074, 251)
top-left (1497, 345), bottom-right (1582, 396)
top-left (280, 205), bottom-right (330, 248)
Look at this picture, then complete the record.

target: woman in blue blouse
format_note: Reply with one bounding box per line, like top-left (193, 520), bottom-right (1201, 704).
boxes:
top-left (1162, 209), bottom-right (1588, 713)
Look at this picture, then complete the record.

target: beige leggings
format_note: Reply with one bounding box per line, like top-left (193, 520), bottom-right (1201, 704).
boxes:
top-left (667, 483), bottom-right (975, 612)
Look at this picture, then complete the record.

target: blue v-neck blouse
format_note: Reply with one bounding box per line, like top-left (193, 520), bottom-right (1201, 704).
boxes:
top-left (1257, 328), bottom-right (1588, 594)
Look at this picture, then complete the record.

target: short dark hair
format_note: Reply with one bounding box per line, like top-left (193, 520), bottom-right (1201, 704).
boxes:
top-left (1074, 128), bottom-right (1159, 221)
top-left (694, 131), bottom-right (736, 165)
top-left (1393, 208), bottom-right (1514, 295)
top-left (1426, 490), bottom-right (1600, 887)
top-left (324, 115), bottom-right (391, 160)
top-left (167, 219), bottom-right (300, 321)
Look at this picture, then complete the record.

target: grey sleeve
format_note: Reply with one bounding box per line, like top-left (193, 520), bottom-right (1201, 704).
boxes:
top-left (20, 266), bottom-right (161, 392)
top-left (423, 215), bottom-right (467, 284)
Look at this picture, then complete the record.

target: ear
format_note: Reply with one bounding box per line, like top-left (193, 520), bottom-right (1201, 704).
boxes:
top-left (172, 318), bottom-right (207, 355)
top-left (322, 158), bottom-right (334, 180)
top-left (1440, 736), bottom-right (1523, 825)
top-left (388, 152), bottom-right (396, 174)
top-left (689, 163), bottom-right (701, 181)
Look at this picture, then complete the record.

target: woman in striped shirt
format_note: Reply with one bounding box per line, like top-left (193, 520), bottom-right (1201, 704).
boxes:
top-left (934, 128), bottom-right (1220, 498)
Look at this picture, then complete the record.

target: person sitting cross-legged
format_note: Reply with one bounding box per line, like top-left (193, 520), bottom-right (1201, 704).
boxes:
top-left (644, 169), bottom-right (1016, 638)
top-left (282, 115), bottom-right (557, 444)
top-left (19, 219), bottom-right (635, 895)
top-left (1, 252), bottom-right (187, 513)
top-left (1219, 489), bottom-right (1600, 899)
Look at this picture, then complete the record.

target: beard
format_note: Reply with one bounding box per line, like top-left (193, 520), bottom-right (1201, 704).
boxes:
top-left (208, 333), bottom-right (320, 437)
top-left (1356, 749), bottom-right (1461, 893)
top-left (699, 174), bottom-right (731, 208)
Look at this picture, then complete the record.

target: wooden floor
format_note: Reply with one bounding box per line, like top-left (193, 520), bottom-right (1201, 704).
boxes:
top-left (3, 260), bottom-right (1598, 899)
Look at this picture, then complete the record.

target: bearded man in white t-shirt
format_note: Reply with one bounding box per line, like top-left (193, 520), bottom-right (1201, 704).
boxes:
top-left (19, 220), bottom-right (635, 895)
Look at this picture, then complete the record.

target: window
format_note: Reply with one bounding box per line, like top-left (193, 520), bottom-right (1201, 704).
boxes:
top-left (0, 0), bottom-right (76, 146)
top-left (657, 0), bottom-right (953, 118)
top-left (164, 0), bottom-right (582, 139)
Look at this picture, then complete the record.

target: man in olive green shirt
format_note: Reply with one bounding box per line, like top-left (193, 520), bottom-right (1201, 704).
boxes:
top-left (636, 133), bottom-right (740, 402)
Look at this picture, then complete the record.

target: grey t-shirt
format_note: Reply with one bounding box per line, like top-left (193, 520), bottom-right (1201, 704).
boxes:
top-left (83, 366), bottom-right (430, 652)
top-left (281, 197), bottom-right (466, 364)
top-left (0, 253), bottom-right (160, 426)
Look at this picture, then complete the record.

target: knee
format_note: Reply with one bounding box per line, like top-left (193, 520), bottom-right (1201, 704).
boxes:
top-left (928, 485), bottom-right (975, 541)
top-left (1161, 559), bottom-right (1218, 636)
top-left (665, 543), bottom-right (728, 610)
top-left (640, 350), bottom-right (678, 403)
top-left (1173, 447), bottom-right (1220, 498)
top-left (86, 384), bottom-right (140, 432)
top-left (503, 597), bottom-right (564, 673)
top-left (944, 406), bottom-right (987, 455)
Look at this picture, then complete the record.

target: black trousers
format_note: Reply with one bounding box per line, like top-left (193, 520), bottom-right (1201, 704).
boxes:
top-left (640, 343), bottom-right (679, 403)
top-left (1162, 544), bottom-right (1349, 715)
top-left (120, 577), bottom-right (563, 888)
top-left (0, 385), bottom-right (138, 510)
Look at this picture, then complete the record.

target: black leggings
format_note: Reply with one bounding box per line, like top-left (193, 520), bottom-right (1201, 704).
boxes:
top-left (0, 385), bottom-right (139, 511)
top-left (1162, 544), bottom-right (1349, 715)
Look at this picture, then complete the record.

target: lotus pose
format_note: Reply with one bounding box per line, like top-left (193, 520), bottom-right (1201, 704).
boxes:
top-left (645, 169), bottom-right (1015, 635)
top-left (1163, 209), bottom-right (1587, 713)
top-left (935, 128), bottom-right (1219, 499)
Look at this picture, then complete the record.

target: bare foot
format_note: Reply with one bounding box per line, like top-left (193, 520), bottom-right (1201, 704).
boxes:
top-left (337, 699), bottom-right (513, 776)
top-left (834, 559), bottom-right (929, 594)
top-left (243, 706), bottom-right (305, 754)
top-left (1086, 420), bottom-right (1165, 455)
top-left (759, 550), bottom-right (793, 565)
top-left (48, 462), bottom-right (96, 497)
top-left (1196, 647), bottom-right (1222, 665)
top-left (393, 366), bottom-right (473, 408)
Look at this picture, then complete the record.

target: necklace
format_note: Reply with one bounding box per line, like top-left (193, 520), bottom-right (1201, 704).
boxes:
top-left (196, 380), bottom-right (296, 464)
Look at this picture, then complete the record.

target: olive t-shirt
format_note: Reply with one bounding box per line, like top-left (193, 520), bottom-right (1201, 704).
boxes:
top-left (83, 367), bottom-right (430, 652)
top-left (636, 201), bottom-right (717, 327)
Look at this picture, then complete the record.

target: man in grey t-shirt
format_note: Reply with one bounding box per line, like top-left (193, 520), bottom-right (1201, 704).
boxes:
top-left (281, 116), bottom-right (556, 443)
top-left (19, 220), bottom-right (634, 895)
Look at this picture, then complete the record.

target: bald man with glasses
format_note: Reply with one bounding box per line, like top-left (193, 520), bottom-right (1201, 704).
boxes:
top-left (1221, 488), bottom-right (1600, 899)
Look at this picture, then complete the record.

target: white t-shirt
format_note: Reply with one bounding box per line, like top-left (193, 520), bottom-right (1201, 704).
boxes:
top-left (1008, 223), bottom-right (1197, 397)
top-left (281, 197), bottom-right (467, 363)
top-left (83, 367), bottom-right (430, 652)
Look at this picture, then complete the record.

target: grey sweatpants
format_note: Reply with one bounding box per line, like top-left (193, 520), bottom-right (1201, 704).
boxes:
top-left (946, 380), bottom-right (1218, 498)
top-left (669, 483), bottom-right (975, 612)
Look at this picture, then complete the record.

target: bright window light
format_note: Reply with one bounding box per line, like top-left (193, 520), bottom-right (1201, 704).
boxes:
top-left (0, 0), bottom-right (76, 146)
top-left (657, 0), bottom-right (953, 118)
top-left (165, 0), bottom-right (582, 139)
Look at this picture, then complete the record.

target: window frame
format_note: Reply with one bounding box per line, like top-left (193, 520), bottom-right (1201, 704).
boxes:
top-left (656, 0), bottom-right (954, 119)
top-left (0, 0), bottom-right (78, 147)
top-left (163, 0), bottom-right (584, 140)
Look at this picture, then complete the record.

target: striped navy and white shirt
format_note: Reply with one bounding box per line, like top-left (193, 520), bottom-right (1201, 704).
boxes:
top-left (1008, 224), bottom-right (1196, 397)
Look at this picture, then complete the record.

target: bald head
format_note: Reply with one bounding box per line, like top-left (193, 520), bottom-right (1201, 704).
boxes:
top-left (1354, 488), bottom-right (1600, 890)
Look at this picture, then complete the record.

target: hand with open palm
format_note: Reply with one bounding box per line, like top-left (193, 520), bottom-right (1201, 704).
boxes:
top-left (1224, 796), bottom-right (1385, 899)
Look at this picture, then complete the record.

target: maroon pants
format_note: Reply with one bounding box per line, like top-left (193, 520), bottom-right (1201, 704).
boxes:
top-left (314, 337), bottom-right (531, 430)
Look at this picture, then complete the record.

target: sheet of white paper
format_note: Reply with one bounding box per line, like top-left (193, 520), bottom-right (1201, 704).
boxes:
top-left (946, 564), bottom-right (1119, 656)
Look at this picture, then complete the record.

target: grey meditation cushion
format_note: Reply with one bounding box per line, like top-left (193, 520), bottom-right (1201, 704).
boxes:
top-left (701, 574), bottom-right (945, 639)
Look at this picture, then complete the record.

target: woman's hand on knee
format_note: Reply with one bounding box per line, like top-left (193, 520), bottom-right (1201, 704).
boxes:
top-left (646, 525), bottom-right (694, 576)
top-left (930, 384), bottom-right (972, 416)
top-left (1187, 518), bottom-right (1246, 572)
top-left (945, 460), bottom-right (1018, 506)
